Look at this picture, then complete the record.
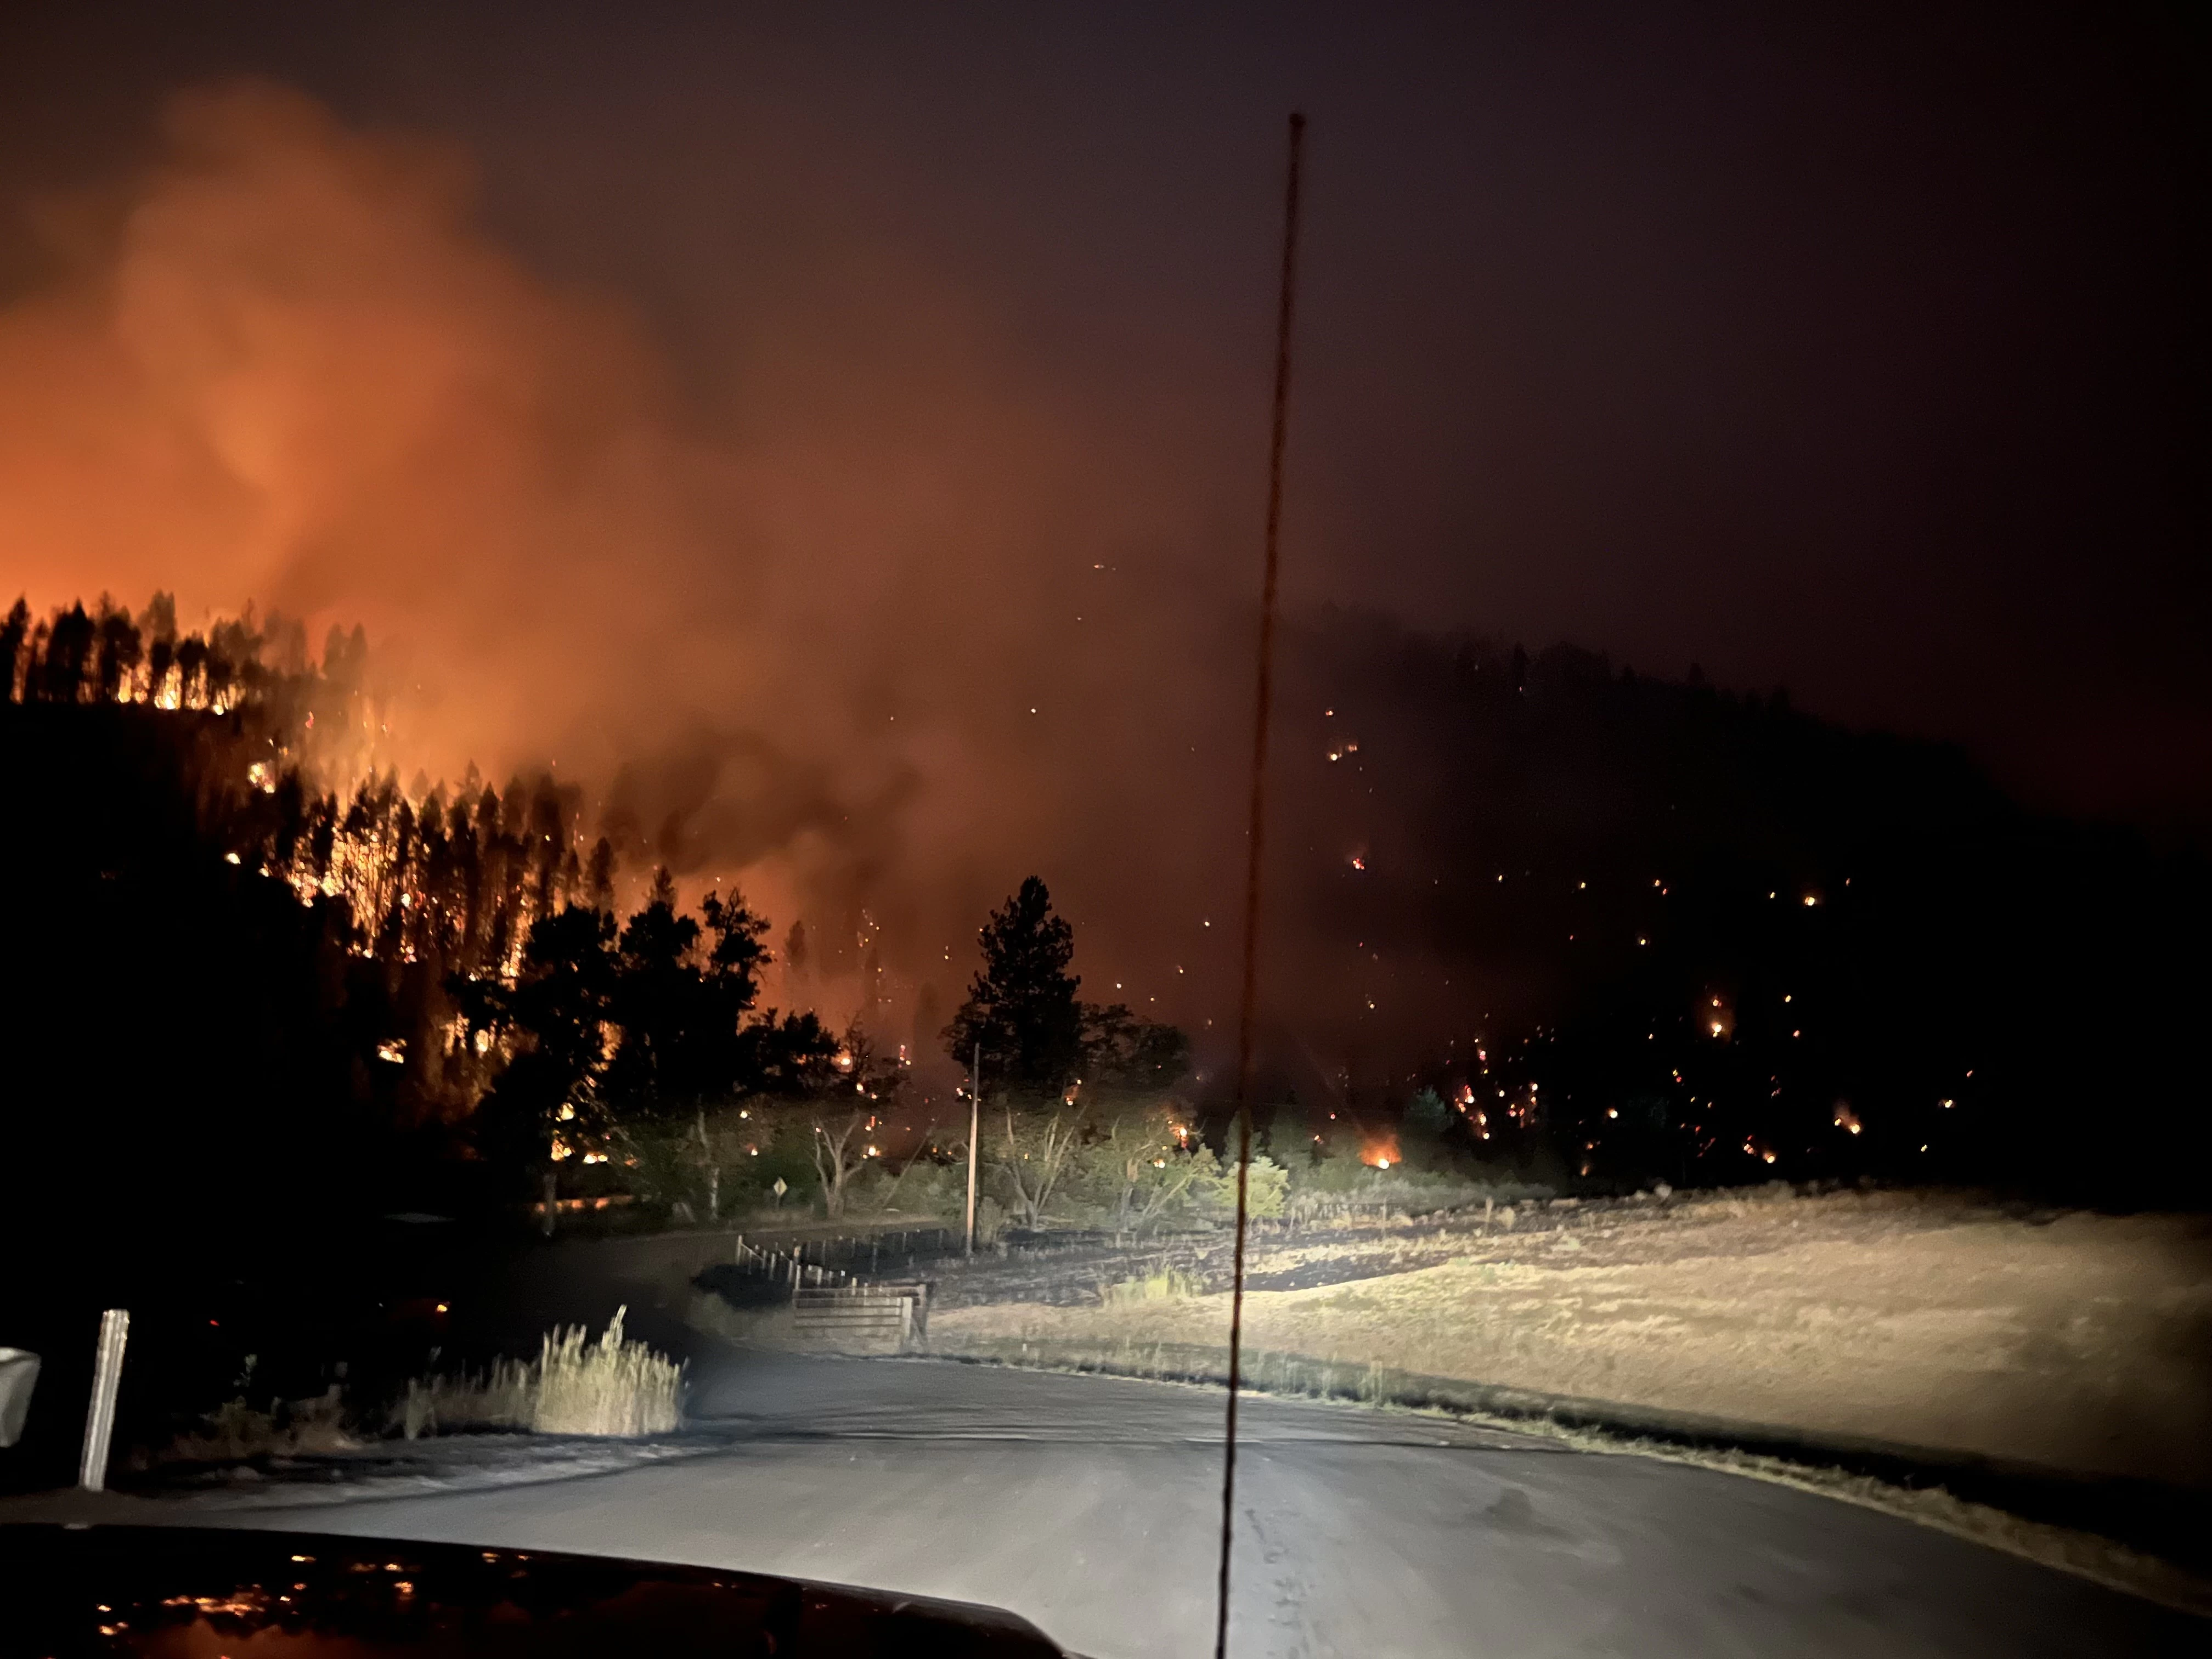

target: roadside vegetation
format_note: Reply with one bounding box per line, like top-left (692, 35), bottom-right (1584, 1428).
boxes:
top-left (396, 1307), bottom-right (682, 1440)
top-left (927, 1188), bottom-right (2212, 1492)
top-left (12, 605), bottom-right (2207, 1562)
top-left (150, 1308), bottom-right (683, 1464)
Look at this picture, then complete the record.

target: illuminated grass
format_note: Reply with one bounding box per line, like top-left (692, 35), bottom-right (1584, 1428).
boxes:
top-left (930, 1193), bottom-right (2212, 1494)
top-left (533, 1306), bottom-right (685, 1436)
top-left (394, 1358), bottom-right (535, 1440)
top-left (396, 1306), bottom-right (684, 1439)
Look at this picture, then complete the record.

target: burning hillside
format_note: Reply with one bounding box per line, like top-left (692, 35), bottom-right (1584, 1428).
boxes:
top-left (2, 88), bottom-right (2206, 1212)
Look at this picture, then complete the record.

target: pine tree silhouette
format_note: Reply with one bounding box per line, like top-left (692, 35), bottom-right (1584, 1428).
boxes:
top-left (943, 877), bottom-right (1086, 1094)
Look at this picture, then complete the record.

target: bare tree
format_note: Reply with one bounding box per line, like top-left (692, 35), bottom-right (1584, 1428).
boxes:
top-left (871, 1121), bottom-right (939, 1214)
top-left (809, 1105), bottom-right (870, 1219)
top-left (1114, 1150), bottom-right (1206, 1243)
top-left (693, 1108), bottom-right (720, 1220)
top-left (1093, 1108), bottom-right (1206, 1242)
top-left (998, 1103), bottom-right (1085, 1228)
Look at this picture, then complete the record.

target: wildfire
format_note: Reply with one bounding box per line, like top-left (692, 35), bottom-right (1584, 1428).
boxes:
top-left (1361, 1132), bottom-right (1401, 1169)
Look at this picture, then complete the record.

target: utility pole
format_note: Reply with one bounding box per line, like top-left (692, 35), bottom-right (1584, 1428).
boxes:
top-left (964, 1043), bottom-right (982, 1256)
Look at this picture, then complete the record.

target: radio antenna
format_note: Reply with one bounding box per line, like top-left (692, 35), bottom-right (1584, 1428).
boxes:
top-left (1214, 108), bottom-right (1305, 1659)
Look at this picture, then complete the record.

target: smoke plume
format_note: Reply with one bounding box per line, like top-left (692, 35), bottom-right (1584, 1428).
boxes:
top-left (0, 81), bottom-right (1257, 1049)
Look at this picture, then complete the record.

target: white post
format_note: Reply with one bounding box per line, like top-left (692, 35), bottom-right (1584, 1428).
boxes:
top-left (79, 1308), bottom-right (129, 1491)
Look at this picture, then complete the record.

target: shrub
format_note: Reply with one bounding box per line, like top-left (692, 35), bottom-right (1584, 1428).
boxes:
top-left (394, 1358), bottom-right (535, 1440)
top-left (161, 1386), bottom-right (356, 1463)
top-left (394, 1306), bottom-right (684, 1440)
top-left (533, 1306), bottom-right (684, 1436)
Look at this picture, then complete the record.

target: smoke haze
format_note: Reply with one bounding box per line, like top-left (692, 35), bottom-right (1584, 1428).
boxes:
top-left (0, 82), bottom-right (1259, 1047)
top-left (1, 32), bottom-right (2199, 1087)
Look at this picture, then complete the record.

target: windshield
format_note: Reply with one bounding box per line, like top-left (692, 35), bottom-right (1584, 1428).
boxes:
top-left (1, 7), bottom-right (2205, 1656)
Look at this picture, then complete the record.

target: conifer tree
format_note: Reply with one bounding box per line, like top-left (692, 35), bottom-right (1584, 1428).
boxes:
top-left (0, 599), bottom-right (27, 703)
top-left (943, 877), bottom-right (1085, 1094)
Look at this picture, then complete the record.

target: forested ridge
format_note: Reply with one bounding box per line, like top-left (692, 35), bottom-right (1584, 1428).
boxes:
top-left (3, 591), bottom-right (2206, 1238)
top-left (0, 596), bottom-right (862, 1259)
top-left (0, 595), bottom-right (1194, 1256)
top-left (1268, 611), bottom-right (2212, 1205)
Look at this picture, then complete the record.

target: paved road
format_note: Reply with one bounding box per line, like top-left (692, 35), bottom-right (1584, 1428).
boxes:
top-left (17, 1347), bottom-right (2201, 1656)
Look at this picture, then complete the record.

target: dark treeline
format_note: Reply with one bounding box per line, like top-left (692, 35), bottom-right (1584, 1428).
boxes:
top-left (2, 591), bottom-right (379, 774)
top-left (1260, 608), bottom-right (2212, 1205)
top-left (0, 589), bottom-right (882, 1488)
top-left (0, 595), bottom-right (862, 1261)
top-left (5, 591), bottom-right (2206, 1228)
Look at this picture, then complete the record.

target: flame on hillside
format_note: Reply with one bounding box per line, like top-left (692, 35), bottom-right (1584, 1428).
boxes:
top-left (1361, 1132), bottom-right (1401, 1170)
top-left (0, 79), bottom-right (1247, 1033)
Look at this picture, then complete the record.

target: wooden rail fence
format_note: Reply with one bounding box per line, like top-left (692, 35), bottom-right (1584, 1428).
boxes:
top-left (790, 1283), bottom-right (931, 1354)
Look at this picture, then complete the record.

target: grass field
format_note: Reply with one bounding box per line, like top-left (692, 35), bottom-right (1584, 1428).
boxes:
top-left (930, 1189), bottom-right (2212, 1489)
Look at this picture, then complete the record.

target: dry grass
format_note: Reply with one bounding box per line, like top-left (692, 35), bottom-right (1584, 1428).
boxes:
top-left (156, 1386), bottom-right (358, 1464)
top-left (534, 1306), bottom-right (685, 1436)
top-left (397, 1306), bottom-right (685, 1440)
top-left (1099, 1267), bottom-right (1201, 1306)
top-left (934, 1193), bottom-right (2212, 1489)
top-left (393, 1358), bottom-right (536, 1440)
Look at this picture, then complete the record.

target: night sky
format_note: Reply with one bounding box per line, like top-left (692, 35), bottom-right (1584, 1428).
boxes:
top-left (0, 3), bottom-right (2204, 1059)
top-left (6, 2), bottom-right (2197, 822)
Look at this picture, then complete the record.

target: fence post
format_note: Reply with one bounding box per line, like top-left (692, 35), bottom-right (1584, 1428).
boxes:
top-left (79, 1308), bottom-right (129, 1492)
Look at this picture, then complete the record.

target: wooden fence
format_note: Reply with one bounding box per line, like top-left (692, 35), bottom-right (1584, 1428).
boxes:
top-left (791, 1283), bottom-right (931, 1354)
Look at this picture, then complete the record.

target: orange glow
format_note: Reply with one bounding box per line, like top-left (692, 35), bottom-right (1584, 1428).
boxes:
top-left (1361, 1132), bottom-right (1401, 1169)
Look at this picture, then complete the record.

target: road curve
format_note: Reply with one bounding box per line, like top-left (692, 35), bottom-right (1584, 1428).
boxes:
top-left (38, 1347), bottom-right (2205, 1656)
